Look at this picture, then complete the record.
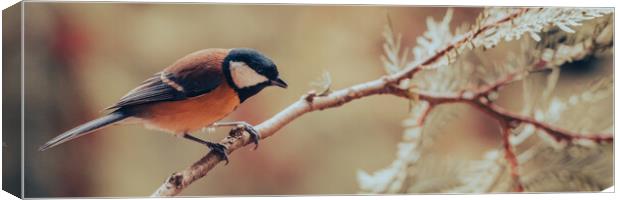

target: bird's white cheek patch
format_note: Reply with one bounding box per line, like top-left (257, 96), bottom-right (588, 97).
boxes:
top-left (230, 61), bottom-right (268, 88)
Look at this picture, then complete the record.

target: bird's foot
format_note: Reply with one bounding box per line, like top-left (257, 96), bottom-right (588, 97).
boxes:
top-left (213, 121), bottom-right (261, 150)
top-left (183, 134), bottom-right (229, 164)
top-left (205, 142), bottom-right (229, 164)
top-left (234, 122), bottom-right (260, 150)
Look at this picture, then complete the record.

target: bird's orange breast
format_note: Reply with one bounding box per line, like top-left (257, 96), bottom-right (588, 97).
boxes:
top-left (135, 83), bottom-right (240, 135)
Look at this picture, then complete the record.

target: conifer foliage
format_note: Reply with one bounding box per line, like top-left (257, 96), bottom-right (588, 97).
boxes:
top-left (358, 8), bottom-right (613, 193)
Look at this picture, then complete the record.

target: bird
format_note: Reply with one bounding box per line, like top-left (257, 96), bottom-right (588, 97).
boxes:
top-left (39, 48), bottom-right (288, 163)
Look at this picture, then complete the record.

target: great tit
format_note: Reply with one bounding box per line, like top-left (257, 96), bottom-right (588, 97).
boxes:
top-left (39, 48), bottom-right (287, 162)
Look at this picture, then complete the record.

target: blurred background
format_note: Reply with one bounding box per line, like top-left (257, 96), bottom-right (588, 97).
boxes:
top-left (12, 2), bottom-right (609, 197)
top-left (19, 3), bottom-right (480, 197)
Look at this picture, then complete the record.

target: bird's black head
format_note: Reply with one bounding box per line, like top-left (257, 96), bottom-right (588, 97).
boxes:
top-left (222, 48), bottom-right (287, 102)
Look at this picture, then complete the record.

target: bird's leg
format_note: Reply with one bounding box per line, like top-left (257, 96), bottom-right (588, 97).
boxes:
top-left (211, 121), bottom-right (260, 150)
top-left (182, 133), bottom-right (229, 164)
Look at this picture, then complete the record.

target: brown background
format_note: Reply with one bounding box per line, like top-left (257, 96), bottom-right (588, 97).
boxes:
top-left (16, 3), bottom-right (557, 197)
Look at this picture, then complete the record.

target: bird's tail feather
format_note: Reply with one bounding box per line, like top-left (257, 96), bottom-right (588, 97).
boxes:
top-left (38, 112), bottom-right (128, 151)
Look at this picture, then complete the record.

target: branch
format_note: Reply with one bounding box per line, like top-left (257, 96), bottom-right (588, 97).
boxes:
top-left (151, 8), bottom-right (609, 196)
top-left (499, 120), bottom-right (524, 192)
top-left (412, 72), bottom-right (611, 193)
top-left (151, 78), bottom-right (399, 196)
top-left (413, 73), bottom-right (613, 144)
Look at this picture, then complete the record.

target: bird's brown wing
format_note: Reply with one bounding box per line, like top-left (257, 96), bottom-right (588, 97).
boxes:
top-left (106, 67), bottom-right (223, 110)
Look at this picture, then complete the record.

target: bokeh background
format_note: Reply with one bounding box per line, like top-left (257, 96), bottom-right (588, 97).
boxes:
top-left (9, 2), bottom-right (609, 197)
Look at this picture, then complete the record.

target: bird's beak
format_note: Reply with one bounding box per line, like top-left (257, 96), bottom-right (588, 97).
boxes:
top-left (270, 78), bottom-right (288, 88)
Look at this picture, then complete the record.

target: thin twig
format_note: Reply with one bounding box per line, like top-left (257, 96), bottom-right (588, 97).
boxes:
top-left (413, 73), bottom-right (613, 144)
top-left (499, 121), bottom-right (524, 192)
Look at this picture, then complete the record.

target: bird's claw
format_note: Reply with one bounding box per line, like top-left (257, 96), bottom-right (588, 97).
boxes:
top-left (235, 123), bottom-right (260, 150)
top-left (206, 142), bottom-right (229, 164)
